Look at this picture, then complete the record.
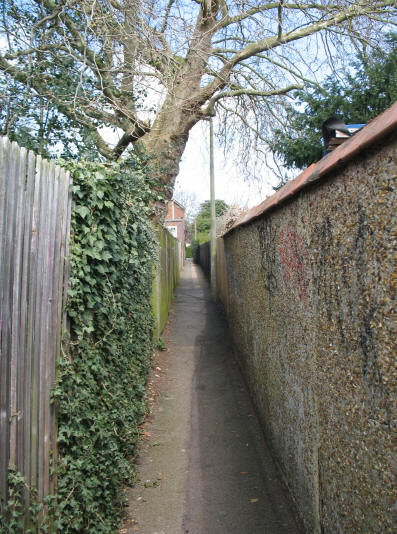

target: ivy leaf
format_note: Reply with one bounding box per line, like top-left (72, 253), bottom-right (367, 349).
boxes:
top-left (74, 205), bottom-right (90, 219)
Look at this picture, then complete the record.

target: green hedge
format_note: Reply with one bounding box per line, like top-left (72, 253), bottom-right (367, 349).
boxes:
top-left (51, 158), bottom-right (157, 532)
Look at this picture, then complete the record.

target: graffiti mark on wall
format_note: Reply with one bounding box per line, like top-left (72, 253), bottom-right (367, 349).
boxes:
top-left (355, 204), bottom-right (381, 386)
top-left (278, 223), bottom-right (310, 300)
top-left (257, 219), bottom-right (278, 296)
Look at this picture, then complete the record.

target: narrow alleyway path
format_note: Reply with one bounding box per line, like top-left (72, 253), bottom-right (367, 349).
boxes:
top-left (123, 261), bottom-right (301, 534)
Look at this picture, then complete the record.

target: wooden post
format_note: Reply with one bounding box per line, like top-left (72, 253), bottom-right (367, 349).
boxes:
top-left (210, 118), bottom-right (216, 300)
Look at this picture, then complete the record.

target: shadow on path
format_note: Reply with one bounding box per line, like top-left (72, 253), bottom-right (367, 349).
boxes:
top-left (183, 263), bottom-right (301, 534)
top-left (123, 261), bottom-right (301, 534)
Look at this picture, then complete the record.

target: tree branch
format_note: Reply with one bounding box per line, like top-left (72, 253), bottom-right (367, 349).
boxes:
top-left (255, 54), bottom-right (319, 87)
top-left (203, 83), bottom-right (303, 115)
top-left (196, 0), bottom-right (396, 107)
top-left (218, 2), bottom-right (336, 29)
top-left (111, 121), bottom-right (151, 160)
top-left (217, 101), bottom-right (269, 143)
top-left (161, 0), bottom-right (176, 33)
top-left (278, 0), bottom-right (285, 40)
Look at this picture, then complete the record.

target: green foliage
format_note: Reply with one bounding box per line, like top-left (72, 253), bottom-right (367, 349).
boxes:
top-left (270, 34), bottom-right (397, 171)
top-left (0, 468), bottom-right (56, 533)
top-left (185, 244), bottom-right (192, 259)
top-left (196, 200), bottom-right (229, 225)
top-left (51, 157), bottom-right (157, 532)
top-left (191, 239), bottom-right (200, 263)
top-left (193, 200), bottom-right (228, 242)
top-left (1, 468), bottom-right (32, 533)
top-left (155, 338), bottom-right (166, 351)
top-left (0, 5), bottom-right (97, 161)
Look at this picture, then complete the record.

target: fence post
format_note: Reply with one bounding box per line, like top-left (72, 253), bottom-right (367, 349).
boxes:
top-left (209, 118), bottom-right (217, 300)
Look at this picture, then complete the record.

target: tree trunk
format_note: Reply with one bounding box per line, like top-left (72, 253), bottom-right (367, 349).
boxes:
top-left (140, 92), bottom-right (202, 200)
top-left (138, 6), bottom-right (216, 199)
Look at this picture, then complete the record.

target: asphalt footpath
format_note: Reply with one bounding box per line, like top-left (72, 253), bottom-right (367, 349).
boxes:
top-left (122, 260), bottom-right (302, 534)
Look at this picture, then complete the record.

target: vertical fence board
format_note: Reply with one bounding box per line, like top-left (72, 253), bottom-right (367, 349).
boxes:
top-left (48, 166), bottom-right (61, 499)
top-left (62, 182), bottom-right (72, 335)
top-left (0, 138), bottom-right (72, 522)
top-left (21, 150), bottom-right (37, 509)
top-left (0, 136), bottom-right (7, 298)
top-left (42, 162), bottom-right (57, 499)
top-left (1, 139), bottom-right (16, 482)
top-left (50, 168), bottom-right (70, 495)
top-left (14, 147), bottom-right (27, 475)
top-left (27, 154), bottom-right (42, 493)
top-left (31, 155), bottom-right (46, 496)
top-left (37, 158), bottom-right (50, 501)
top-left (9, 141), bottom-right (22, 468)
top-left (0, 137), bottom-right (11, 504)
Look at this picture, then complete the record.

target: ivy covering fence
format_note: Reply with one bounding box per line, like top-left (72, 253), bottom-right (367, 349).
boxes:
top-left (53, 159), bottom-right (157, 532)
top-left (0, 152), bottom-right (165, 532)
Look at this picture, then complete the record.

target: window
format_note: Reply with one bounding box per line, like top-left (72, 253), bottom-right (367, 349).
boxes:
top-left (167, 225), bottom-right (178, 238)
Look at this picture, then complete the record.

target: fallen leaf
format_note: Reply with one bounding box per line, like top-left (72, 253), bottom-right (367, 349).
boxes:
top-left (250, 498), bottom-right (259, 503)
top-left (240, 471), bottom-right (248, 475)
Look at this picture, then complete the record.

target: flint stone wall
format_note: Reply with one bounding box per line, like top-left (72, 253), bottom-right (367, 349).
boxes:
top-left (217, 133), bottom-right (396, 533)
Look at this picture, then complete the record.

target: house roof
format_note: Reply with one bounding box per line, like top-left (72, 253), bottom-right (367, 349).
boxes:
top-left (170, 199), bottom-right (185, 211)
top-left (225, 101), bottom-right (397, 235)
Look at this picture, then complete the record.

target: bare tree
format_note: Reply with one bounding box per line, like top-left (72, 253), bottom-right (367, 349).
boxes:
top-left (173, 188), bottom-right (201, 222)
top-left (0, 0), bottom-right (395, 195)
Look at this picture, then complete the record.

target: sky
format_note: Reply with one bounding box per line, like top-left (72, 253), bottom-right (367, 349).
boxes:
top-left (101, 118), bottom-right (283, 214)
top-left (174, 121), bottom-right (281, 212)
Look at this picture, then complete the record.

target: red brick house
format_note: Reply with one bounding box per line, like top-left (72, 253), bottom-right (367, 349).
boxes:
top-left (164, 200), bottom-right (185, 245)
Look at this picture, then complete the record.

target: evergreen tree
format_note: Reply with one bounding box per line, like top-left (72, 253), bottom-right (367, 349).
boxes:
top-left (193, 199), bottom-right (228, 243)
top-left (270, 34), bottom-right (397, 171)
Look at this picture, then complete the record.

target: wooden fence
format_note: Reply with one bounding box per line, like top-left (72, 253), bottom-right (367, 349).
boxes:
top-left (0, 138), bottom-right (72, 510)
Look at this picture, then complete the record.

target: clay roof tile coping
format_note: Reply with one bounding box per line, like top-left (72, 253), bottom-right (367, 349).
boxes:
top-left (224, 101), bottom-right (397, 236)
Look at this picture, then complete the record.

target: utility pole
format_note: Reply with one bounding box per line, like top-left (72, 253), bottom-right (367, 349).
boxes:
top-left (209, 118), bottom-right (217, 300)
